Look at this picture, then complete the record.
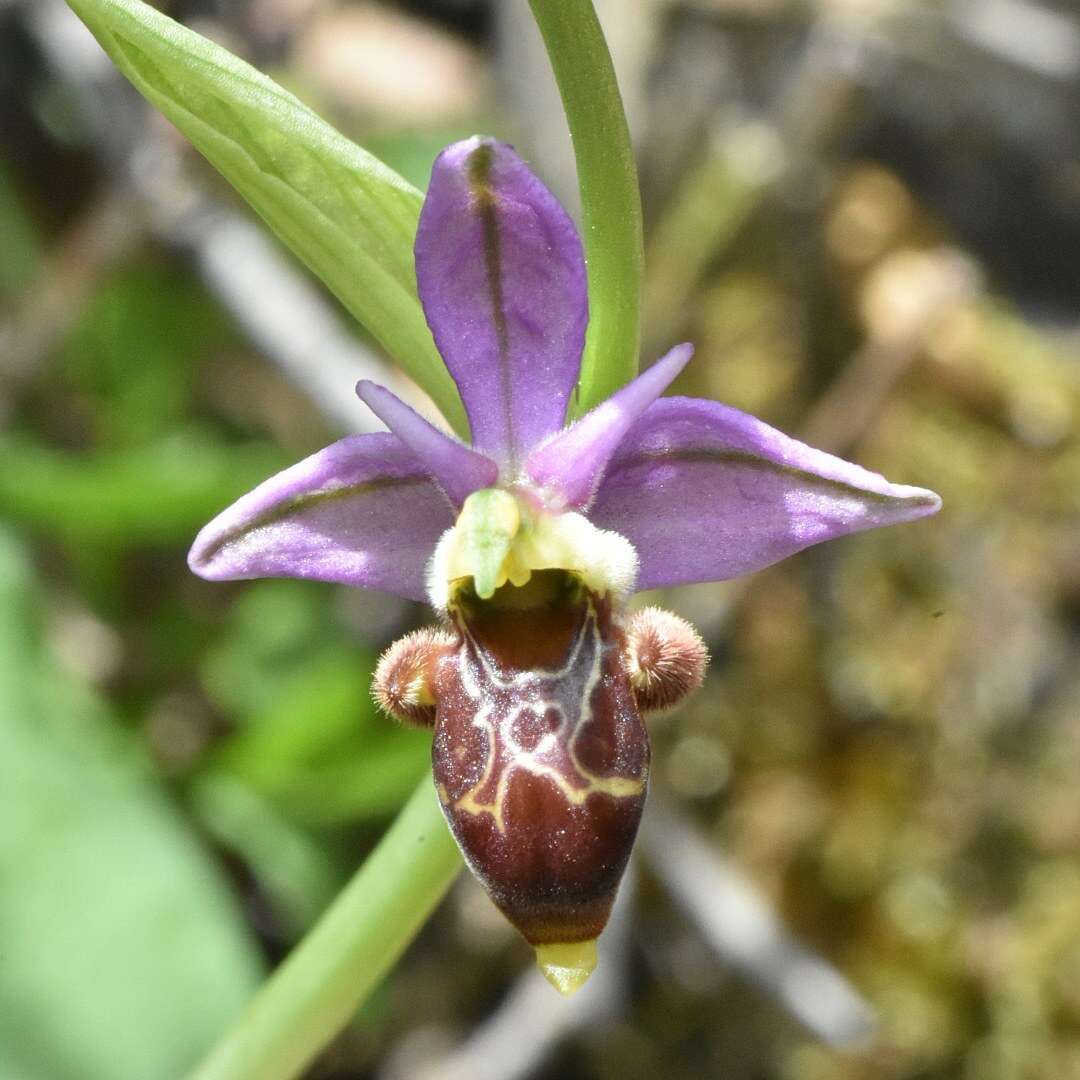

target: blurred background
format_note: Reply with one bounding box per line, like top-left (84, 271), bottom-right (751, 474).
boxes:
top-left (2, 0), bottom-right (1079, 1077)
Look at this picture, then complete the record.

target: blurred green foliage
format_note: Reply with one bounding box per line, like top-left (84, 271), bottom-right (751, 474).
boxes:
top-left (200, 579), bottom-right (430, 829)
top-left (0, 163), bottom-right (40, 297)
top-left (0, 529), bottom-right (263, 1080)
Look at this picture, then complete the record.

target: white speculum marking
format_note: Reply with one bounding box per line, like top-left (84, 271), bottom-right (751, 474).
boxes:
top-left (451, 605), bottom-right (644, 835)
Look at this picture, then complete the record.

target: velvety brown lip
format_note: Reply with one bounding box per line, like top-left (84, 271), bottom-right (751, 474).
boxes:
top-left (431, 572), bottom-right (649, 947)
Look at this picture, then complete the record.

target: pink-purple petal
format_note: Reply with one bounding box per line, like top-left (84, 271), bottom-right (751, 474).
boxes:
top-left (525, 343), bottom-right (693, 510)
top-left (187, 434), bottom-right (454, 602)
top-left (588, 397), bottom-right (942, 591)
top-left (415, 137), bottom-right (588, 468)
top-left (356, 379), bottom-right (498, 507)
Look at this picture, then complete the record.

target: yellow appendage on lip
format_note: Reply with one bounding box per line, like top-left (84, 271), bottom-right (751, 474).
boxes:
top-left (535, 939), bottom-right (598, 996)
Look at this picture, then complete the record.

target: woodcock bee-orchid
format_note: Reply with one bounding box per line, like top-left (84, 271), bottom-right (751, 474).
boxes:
top-left (190, 136), bottom-right (941, 993)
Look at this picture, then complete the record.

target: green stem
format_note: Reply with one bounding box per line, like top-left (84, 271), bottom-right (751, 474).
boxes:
top-left (189, 780), bottom-right (461, 1080)
top-left (528, 0), bottom-right (644, 417)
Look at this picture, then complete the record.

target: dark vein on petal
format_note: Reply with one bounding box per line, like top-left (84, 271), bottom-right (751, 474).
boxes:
top-left (469, 143), bottom-right (516, 467)
top-left (612, 448), bottom-right (935, 507)
top-left (202, 474), bottom-right (435, 560)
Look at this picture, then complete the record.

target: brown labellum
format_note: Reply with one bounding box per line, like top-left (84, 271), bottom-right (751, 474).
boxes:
top-left (431, 571), bottom-right (648, 991)
top-left (372, 570), bottom-right (707, 994)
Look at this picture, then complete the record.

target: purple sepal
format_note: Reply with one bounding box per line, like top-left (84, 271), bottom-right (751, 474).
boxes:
top-left (588, 397), bottom-right (942, 591)
top-left (356, 379), bottom-right (499, 507)
top-left (415, 137), bottom-right (588, 468)
top-left (525, 344), bottom-right (693, 510)
top-left (188, 433), bottom-right (454, 602)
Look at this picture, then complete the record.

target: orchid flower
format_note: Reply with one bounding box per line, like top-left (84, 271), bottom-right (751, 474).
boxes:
top-left (189, 136), bottom-right (940, 995)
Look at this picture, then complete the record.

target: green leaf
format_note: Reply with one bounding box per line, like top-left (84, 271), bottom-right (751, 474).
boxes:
top-left (0, 529), bottom-right (264, 1080)
top-left (64, 0), bottom-right (467, 436)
